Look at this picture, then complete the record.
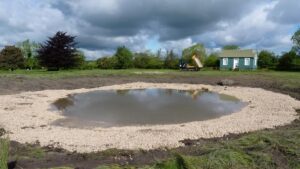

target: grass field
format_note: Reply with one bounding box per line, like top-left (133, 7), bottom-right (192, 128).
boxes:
top-left (1, 69), bottom-right (299, 90)
top-left (0, 69), bottom-right (299, 80)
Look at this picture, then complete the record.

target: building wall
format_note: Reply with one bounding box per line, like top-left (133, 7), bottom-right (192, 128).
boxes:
top-left (220, 57), bottom-right (257, 70)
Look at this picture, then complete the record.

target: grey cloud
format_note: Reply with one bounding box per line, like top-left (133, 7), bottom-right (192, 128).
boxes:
top-left (0, 0), bottom-right (298, 59)
top-left (60, 0), bottom-right (264, 41)
top-left (268, 0), bottom-right (300, 24)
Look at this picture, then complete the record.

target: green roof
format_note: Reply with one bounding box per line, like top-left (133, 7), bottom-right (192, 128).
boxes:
top-left (219, 49), bottom-right (256, 58)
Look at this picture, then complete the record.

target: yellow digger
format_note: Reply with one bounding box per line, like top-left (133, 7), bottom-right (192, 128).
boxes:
top-left (179, 55), bottom-right (203, 71)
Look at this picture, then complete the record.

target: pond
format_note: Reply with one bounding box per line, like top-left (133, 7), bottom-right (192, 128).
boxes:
top-left (52, 89), bottom-right (246, 128)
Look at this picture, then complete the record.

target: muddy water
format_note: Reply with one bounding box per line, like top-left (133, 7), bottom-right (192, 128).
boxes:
top-left (53, 89), bottom-right (246, 128)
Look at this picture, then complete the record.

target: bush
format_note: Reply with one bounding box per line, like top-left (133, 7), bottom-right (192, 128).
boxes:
top-left (114, 46), bottom-right (133, 69)
top-left (0, 46), bottom-right (24, 70)
top-left (291, 57), bottom-right (300, 71)
top-left (97, 57), bottom-right (117, 69)
top-left (164, 50), bottom-right (179, 69)
top-left (24, 57), bottom-right (40, 70)
top-left (258, 50), bottom-right (278, 69)
top-left (133, 52), bottom-right (163, 69)
top-left (277, 51), bottom-right (299, 70)
top-left (81, 61), bottom-right (98, 70)
top-left (73, 51), bottom-right (86, 69)
top-left (147, 56), bottom-right (164, 69)
top-left (16, 39), bottom-right (40, 70)
top-left (205, 53), bottom-right (219, 68)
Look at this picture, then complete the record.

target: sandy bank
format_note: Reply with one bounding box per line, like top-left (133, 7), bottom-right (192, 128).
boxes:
top-left (0, 82), bottom-right (299, 153)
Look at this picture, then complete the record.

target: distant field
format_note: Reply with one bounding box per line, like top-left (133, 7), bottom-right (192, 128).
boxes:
top-left (1, 69), bottom-right (299, 89)
top-left (0, 68), bottom-right (299, 78)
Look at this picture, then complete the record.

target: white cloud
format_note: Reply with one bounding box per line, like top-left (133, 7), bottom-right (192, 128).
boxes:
top-left (195, 1), bottom-right (294, 53)
top-left (161, 38), bottom-right (195, 54)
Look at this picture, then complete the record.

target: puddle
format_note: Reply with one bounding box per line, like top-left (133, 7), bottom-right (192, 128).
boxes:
top-left (52, 89), bottom-right (246, 128)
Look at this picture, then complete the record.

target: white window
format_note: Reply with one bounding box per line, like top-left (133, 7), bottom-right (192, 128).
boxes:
top-left (244, 58), bottom-right (250, 66)
top-left (223, 58), bottom-right (228, 66)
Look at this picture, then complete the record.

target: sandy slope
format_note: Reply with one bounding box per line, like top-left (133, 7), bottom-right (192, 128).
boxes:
top-left (0, 82), bottom-right (299, 152)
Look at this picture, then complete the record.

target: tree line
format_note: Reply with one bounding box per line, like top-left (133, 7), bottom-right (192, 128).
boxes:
top-left (0, 29), bottom-right (300, 71)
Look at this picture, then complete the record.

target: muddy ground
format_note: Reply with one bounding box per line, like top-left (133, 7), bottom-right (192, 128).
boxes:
top-left (0, 75), bottom-right (299, 99)
top-left (0, 75), bottom-right (299, 169)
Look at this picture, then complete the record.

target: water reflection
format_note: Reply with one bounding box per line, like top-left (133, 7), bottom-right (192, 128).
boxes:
top-left (52, 89), bottom-right (246, 128)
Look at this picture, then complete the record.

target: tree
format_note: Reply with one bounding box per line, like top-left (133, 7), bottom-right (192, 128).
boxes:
top-left (223, 45), bottom-right (240, 50)
top-left (182, 43), bottom-right (206, 65)
top-left (257, 50), bottom-right (278, 69)
top-left (277, 51), bottom-right (297, 70)
top-left (0, 46), bottom-right (24, 70)
top-left (164, 50), bottom-right (179, 69)
top-left (205, 53), bottom-right (219, 68)
top-left (114, 46), bottom-right (133, 69)
top-left (16, 39), bottom-right (40, 69)
top-left (37, 31), bottom-right (78, 70)
top-left (291, 28), bottom-right (300, 55)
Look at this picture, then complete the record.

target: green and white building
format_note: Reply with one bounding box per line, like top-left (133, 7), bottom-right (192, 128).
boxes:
top-left (219, 49), bottom-right (257, 70)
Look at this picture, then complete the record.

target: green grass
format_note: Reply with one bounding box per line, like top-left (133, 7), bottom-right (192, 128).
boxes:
top-left (16, 146), bottom-right (45, 159)
top-left (0, 68), bottom-right (299, 79)
top-left (95, 112), bottom-right (300, 169)
top-left (0, 138), bottom-right (9, 169)
top-left (160, 116), bottom-right (300, 169)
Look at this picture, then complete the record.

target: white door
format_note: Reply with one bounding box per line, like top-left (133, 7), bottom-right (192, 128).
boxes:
top-left (233, 58), bottom-right (239, 69)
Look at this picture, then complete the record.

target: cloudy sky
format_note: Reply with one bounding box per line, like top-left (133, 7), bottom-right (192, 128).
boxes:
top-left (0, 0), bottom-right (299, 59)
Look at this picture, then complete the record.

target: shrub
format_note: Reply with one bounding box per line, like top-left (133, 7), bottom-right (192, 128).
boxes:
top-left (277, 51), bottom-right (299, 70)
top-left (81, 61), bottom-right (98, 70)
top-left (164, 50), bottom-right (179, 69)
top-left (205, 53), bottom-right (219, 68)
top-left (73, 51), bottom-right (86, 69)
top-left (114, 46), bottom-right (133, 69)
top-left (97, 56), bottom-right (117, 69)
top-left (147, 56), bottom-right (164, 69)
top-left (133, 52), bottom-right (163, 69)
top-left (291, 57), bottom-right (300, 71)
top-left (0, 46), bottom-right (24, 70)
top-left (16, 39), bottom-right (40, 70)
top-left (258, 50), bottom-right (278, 69)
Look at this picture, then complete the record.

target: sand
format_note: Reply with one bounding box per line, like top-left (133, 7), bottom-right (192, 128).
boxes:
top-left (0, 82), bottom-right (299, 153)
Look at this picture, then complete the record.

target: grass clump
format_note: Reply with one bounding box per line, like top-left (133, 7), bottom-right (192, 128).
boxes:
top-left (0, 138), bottom-right (9, 169)
top-left (154, 151), bottom-right (252, 169)
top-left (27, 147), bottom-right (45, 159)
top-left (95, 165), bottom-right (136, 169)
